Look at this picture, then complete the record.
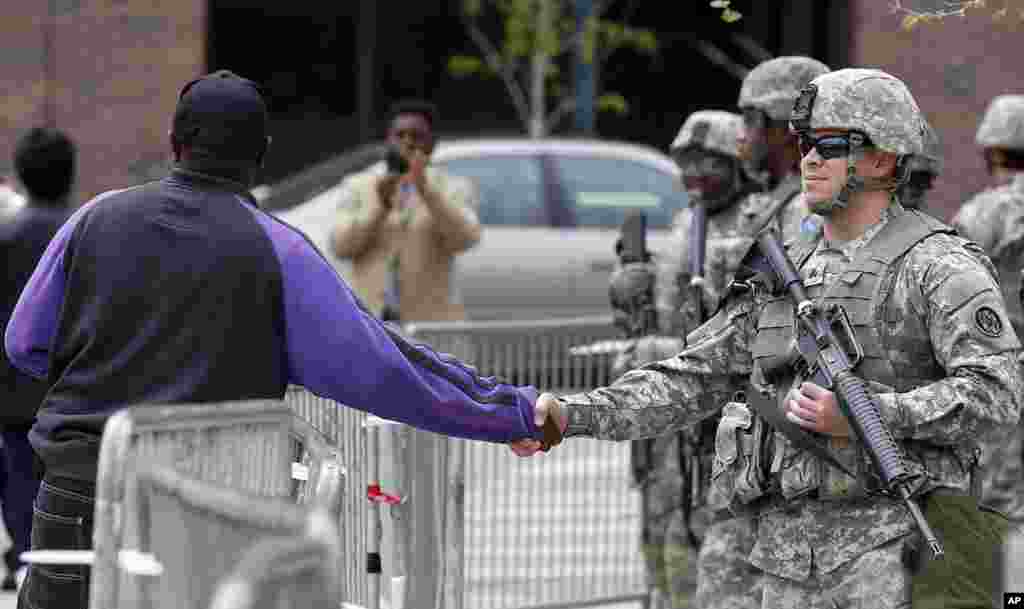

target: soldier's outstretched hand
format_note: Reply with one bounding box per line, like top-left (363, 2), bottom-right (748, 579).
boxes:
top-left (510, 393), bottom-right (568, 457)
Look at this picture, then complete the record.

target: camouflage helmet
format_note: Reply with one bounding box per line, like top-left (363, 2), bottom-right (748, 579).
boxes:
top-left (791, 68), bottom-right (925, 156)
top-left (670, 110), bottom-right (743, 158)
top-left (975, 95), bottom-right (1024, 151)
top-left (737, 56), bottom-right (831, 121)
top-left (905, 120), bottom-right (943, 175)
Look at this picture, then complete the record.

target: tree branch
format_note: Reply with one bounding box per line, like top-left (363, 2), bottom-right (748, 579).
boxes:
top-left (729, 32), bottom-right (772, 64)
top-left (545, 96), bottom-right (577, 133)
top-left (594, 0), bottom-right (643, 66)
top-left (461, 14), bottom-right (532, 130)
top-left (678, 33), bottom-right (748, 82)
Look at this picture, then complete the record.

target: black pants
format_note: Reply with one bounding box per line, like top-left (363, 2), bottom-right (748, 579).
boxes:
top-left (0, 429), bottom-right (42, 575)
top-left (17, 476), bottom-right (94, 609)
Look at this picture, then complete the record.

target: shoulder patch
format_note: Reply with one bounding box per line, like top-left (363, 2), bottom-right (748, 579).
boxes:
top-left (975, 306), bottom-right (1004, 337)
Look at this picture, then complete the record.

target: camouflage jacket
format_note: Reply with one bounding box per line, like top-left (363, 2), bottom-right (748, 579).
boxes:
top-left (952, 173), bottom-right (1024, 335)
top-left (560, 202), bottom-right (1022, 581)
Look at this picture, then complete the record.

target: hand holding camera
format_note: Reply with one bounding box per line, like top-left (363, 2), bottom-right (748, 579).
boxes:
top-left (377, 144), bottom-right (429, 208)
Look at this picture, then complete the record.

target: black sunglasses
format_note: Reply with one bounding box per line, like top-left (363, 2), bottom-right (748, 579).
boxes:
top-left (797, 133), bottom-right (872, 160)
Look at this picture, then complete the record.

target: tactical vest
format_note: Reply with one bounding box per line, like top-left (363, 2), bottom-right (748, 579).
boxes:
top-left (750, 209), bottom-right (956, 499)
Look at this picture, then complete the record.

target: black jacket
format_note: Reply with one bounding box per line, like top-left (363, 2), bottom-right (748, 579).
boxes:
top-left (0, 203), bottom-right (72, 428)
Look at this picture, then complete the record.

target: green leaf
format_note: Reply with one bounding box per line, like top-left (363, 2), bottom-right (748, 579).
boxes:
top-left (628, 29), bottom-right (658, 53)
top-left (447, 55), bottom-right (485, 77)
top-left (721, 8), bottom-right (743, 22)
top-left (597, 93), bottom-right (628, 114)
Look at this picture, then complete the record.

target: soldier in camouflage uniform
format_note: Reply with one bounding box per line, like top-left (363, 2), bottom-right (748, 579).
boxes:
top-left (618, 110), bottom-right (754, 609)
top-left (520, 69), bottom-right (1022, 608)
top-left (951, 95), bottom-right (1024, 525)
top-left (630, 56), bottom-right (831, 609)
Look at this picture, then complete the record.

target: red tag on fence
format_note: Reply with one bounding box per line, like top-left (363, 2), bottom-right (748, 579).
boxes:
top-left (366, 483), bottom-right (402, 505)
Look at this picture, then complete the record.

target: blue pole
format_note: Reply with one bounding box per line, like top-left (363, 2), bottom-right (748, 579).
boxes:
top-left (575, 0), bottom-right (595, 134)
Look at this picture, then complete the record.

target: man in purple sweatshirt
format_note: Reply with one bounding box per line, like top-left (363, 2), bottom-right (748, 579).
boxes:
top-left (3, 71), bottom-right (544, 609)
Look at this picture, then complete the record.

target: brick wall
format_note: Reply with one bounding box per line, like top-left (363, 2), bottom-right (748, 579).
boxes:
top-left (847, 2), bottom-right (1024, 221)
top-left (0, 0), bottom-right (206, 203)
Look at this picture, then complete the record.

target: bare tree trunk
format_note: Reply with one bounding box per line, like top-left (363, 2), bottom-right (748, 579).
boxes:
top-left (529, 0), bottom-right (553, 138)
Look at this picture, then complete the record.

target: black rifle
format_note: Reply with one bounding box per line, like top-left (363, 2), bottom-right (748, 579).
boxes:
top-left (753, 229), bottom-right (944, 561)
top-left (688, 201), bottom-right (708, 328)
top-left (677, 201), bottom-right (709, 549)
top-left (612, 211), bottom-right (658, 543)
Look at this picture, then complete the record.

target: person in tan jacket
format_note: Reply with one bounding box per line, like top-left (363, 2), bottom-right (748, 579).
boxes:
top-left (330, 100), bottom-right (481, 322)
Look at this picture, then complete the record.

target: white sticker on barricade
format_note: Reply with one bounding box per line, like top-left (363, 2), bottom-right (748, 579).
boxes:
top-left (292, 462), bottom-right (310, 481)
top-left (363, 415), bottom-right (404, 428)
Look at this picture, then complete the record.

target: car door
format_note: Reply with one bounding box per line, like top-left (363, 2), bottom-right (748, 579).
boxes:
top-left (438, 153), bottom-right (579, 321)
top-left (546, 154), bottom-right (688, 317)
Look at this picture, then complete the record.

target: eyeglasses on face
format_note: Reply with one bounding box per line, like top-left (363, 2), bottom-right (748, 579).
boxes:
top-left (797, 133), bottom-right (872, 160)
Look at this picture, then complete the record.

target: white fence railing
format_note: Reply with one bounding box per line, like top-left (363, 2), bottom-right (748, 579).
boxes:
top-left (285, 315), bottom-right (647, 609)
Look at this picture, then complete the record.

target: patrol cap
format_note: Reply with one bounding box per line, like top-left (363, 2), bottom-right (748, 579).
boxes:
top-left (171, 70), bottom-right (269, 163)
top-left (975, 95), bottom-right (1024, 150)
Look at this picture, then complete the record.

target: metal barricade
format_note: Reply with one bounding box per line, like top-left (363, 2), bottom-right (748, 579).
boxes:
top-left (406, 316), bottom-right (647, 609)
top-left (284, 315), bottom-right (647, 609)
top-left (285, 386), bottom-right (377, 609)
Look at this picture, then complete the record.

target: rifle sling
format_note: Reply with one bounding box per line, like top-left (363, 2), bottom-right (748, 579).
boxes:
top-left (743, 382), bottom-right (858, 479)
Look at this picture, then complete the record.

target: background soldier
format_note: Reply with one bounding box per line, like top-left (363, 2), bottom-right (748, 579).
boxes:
top-left (697, 55), bottom-right (830, 609)
top-left (736, 56), bottom-right (830, 242)
top-left (952, 94), bottom-right (1024, 525)
top-left (520, 68), bottom-right (1021, 608)
top-left (612, 110), bottom-right (754, 609)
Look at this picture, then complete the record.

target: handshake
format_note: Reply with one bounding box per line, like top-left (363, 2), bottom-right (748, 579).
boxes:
top-left (510, 393), bottom-right (569, 457)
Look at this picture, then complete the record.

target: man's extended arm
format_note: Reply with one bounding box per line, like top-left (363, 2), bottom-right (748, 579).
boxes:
top-left (558, 290), bottom-right (757, 441)
top-left (263, 210), bottom-right (539, 444)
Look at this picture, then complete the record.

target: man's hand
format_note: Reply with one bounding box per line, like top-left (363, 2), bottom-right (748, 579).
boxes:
top-left (375, 174), bottom-right (401, 209)
top-left (510, 393), bottom-right (568, 457)
top-left (786, 381), bottom-right (852, 437)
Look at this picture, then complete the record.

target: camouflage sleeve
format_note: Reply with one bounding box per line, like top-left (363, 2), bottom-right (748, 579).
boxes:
top-left (875, 240), bottom-right (1023, 443)
top-left (558, 287), bottom-right (758, 441)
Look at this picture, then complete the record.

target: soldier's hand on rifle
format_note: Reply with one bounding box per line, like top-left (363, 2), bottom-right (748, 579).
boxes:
top-left (510, 393), bottom-right (567, 457)
top-left (786, 381), bottom-right (852, 437)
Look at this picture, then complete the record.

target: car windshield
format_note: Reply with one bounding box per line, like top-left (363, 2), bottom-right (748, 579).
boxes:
top-left (438, 156), bottom-right (547, 226)
top-left (550, 155), bottom-right (687, 229)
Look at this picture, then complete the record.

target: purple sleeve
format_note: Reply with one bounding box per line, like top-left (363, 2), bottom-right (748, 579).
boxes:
top-left (251, 208), bottom-right (540, 443)
top-left (4, 203), bottom-right (89, 380)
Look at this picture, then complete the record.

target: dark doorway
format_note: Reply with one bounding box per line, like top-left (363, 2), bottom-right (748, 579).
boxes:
top-left (206, 1), bottom-right (361, 184)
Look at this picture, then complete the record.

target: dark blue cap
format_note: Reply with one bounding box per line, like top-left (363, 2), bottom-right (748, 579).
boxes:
top-left (172, 70), bottom-right (268, 163)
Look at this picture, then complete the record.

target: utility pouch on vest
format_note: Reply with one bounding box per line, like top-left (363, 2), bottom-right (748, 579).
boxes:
top-left (708, 402), bottom-right (769, 512)
top-left (904, 489), bottom-right (1009, 609)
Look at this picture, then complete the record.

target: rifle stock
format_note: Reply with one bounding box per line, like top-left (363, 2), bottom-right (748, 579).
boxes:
top-left (754, 230), bottom-right (944, 561)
